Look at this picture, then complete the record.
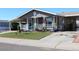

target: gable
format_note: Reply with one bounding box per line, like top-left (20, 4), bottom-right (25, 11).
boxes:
top-left (19, 9), bottom-right (56, 19)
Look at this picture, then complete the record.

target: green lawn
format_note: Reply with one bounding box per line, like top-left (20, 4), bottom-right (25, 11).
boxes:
top-left (0, 32), bottom-right (51, 40)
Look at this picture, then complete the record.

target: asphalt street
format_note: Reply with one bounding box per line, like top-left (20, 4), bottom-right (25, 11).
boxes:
top-left (0, 43), bottom-right (66, 51)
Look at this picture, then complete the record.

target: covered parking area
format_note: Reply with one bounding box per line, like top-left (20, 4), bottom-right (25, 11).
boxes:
top-left (59, 12), bottom-right (79, 31)
top-left (63, 16), bottom-right (76, 31)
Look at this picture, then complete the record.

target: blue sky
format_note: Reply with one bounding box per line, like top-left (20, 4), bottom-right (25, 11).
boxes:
top-left (1, 8), bottom-right (79, 20)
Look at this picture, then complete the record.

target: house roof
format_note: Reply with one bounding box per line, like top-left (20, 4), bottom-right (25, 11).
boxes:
top-left (12, 9), bottom-right (57, 21)
top-left (0, 20), bottom-right (9, 22)
top-left (18, 9), bottom-right (58, 19)
top-left (33, 9), bottom-right (57, 15)
top-left (12, 9), bottom-right (79, 22)
top-left (58, 12), bottom-right (79, 17)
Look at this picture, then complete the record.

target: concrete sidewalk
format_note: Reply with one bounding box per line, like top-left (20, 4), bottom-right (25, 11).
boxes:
top-left (0, 31), bottom-right (79, 50)
top-left (0, 31), bottom-right (17, 34)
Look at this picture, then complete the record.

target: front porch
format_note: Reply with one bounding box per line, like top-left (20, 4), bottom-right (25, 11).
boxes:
top-left (19, 16), bottom-right (57, 31)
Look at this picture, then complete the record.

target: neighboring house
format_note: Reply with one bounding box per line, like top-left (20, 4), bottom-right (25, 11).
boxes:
top-left (0, 20), bottom-right (11, 32)
top-left (11, 9), bottom-right (78, 31)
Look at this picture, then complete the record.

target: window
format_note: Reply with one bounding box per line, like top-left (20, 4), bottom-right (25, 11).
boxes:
top-left (46, 17), bottom-right (52, 24)
top-left (38, 18), bottom-right (43, 24)
top-left (46, 17), bottom-right (53, 28)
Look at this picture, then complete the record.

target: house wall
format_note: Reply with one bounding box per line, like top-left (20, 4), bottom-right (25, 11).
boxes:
top-left (0, 21), bottom-right (10, 31)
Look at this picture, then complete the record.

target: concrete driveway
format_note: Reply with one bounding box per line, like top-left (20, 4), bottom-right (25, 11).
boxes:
top-left (40, 31), bottom-right (79, 50)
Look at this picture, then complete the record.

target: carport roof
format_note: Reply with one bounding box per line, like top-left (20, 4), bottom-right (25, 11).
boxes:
top-left (58, 12), bottom-right (79, 17)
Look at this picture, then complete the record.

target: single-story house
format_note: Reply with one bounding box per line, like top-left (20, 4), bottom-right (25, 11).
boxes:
top-left (0, 20), bottom-right (10, 32)
top-left (11, 9), bottom-right (79, 31)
